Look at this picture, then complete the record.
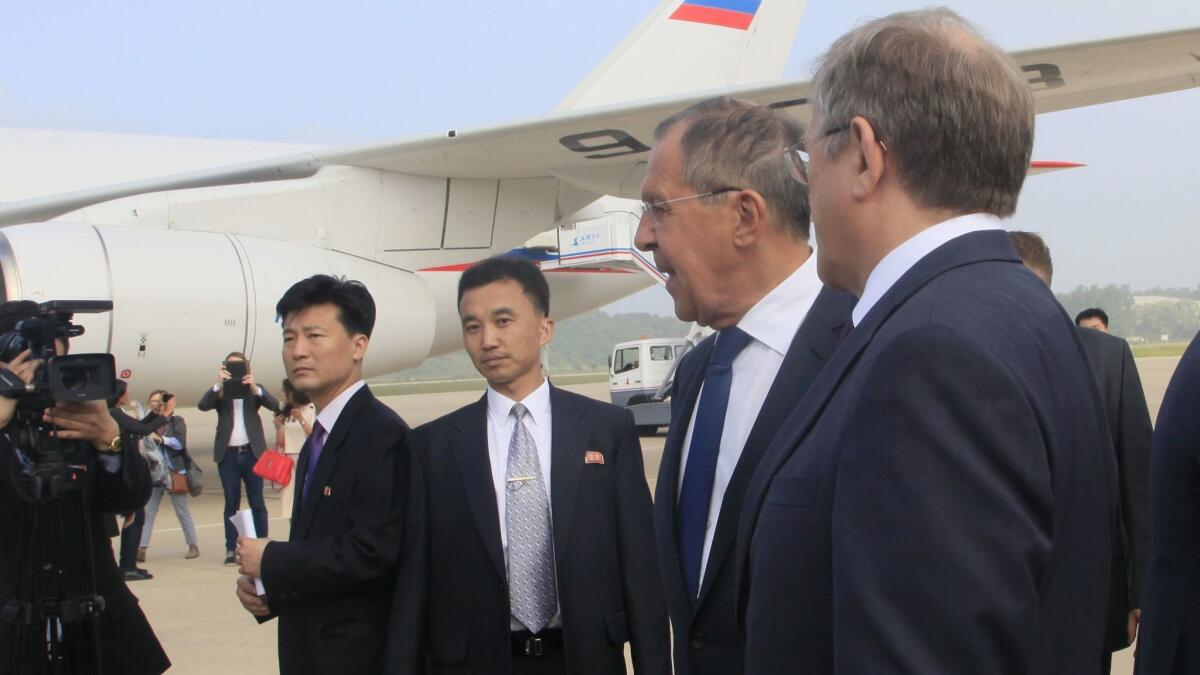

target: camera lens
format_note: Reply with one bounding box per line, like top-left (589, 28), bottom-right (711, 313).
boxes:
top-left (59, 366), bottom-right (93, 393)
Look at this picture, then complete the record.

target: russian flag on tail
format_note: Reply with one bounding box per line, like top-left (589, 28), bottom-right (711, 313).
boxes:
top-left (669, 0), bottom-right (762, 31)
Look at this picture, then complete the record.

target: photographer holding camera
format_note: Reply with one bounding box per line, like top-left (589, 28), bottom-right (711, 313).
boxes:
top-left (0, 300), bottom-right (169, 675)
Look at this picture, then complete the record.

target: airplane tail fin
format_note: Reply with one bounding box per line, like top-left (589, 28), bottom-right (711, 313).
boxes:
top-left (555, 0), bottom-right (808, 112)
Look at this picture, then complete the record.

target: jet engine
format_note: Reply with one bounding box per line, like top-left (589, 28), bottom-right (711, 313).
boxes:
top-left (0, 222), bottom-right (435, 405)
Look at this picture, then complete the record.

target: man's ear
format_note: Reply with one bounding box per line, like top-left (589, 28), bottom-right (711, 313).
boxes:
top-left (732, 190), bottom-right (770, 248)
top-left (352, 334), bottom-right (370, 362)
top-left (849, 116), bottom-right (887, 201)
top-left (540, 316), bottom-right (555, 348)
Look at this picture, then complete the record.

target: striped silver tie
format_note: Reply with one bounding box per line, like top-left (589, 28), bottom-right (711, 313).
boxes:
top-left (505, 403), bottom-right (558, 633)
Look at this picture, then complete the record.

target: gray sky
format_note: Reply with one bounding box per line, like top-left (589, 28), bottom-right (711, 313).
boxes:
top-left (2, 0), bottom-right (1197, 316)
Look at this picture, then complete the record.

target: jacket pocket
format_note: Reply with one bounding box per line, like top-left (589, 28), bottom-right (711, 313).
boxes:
top-left (765, 475), bottom-right (820, 508)
top-left (431, 634), bottom-right (468, 664)
top-left (604, 612), bottom-right (629, 645)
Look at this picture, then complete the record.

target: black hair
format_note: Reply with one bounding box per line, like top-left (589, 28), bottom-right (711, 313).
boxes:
top-left (275, 275), bottom-right (376, 338)
top-left (457, 256), bottom-right (550, 317)
top-left (282, 378), bottom-right (311, 405)
top-left (1075, 307), bottom-right (1109, 329)
top-left (0, 300), bottom-right (39, 335)
top-left (224, 351), bottom-right (247, 363)
top-left (107, 379), bottom-right (129, 409)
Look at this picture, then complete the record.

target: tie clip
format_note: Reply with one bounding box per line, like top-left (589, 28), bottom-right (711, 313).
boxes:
top-left (507, 475), bottom-right (535, 483)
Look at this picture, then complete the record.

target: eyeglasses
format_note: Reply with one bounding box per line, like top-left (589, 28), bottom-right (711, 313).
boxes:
top-left (785, 124), bottom-right (849, 186)
top-left (785, 124), bottom-right (890, 185)
top-left (637, 187), bottom-right (741, 227)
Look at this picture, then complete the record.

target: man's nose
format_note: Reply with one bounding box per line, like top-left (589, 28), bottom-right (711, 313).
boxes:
top-left (633, 211), bottom-right (655, 252)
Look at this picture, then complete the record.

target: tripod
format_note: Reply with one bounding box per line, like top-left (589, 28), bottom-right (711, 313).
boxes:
top-left (3, 441), bottom-right (105, 675)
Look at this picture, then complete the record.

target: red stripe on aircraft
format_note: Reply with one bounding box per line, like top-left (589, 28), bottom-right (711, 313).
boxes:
top-left (1029, 160), bottom-right (1085, 169)
top-left (669, 4), bottom-right (755, 30)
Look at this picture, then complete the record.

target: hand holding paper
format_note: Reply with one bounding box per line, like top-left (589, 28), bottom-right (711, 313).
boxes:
top-left (230, 509), bottom-right (267, 595)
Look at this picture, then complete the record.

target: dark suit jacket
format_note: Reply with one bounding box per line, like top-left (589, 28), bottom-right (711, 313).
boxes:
top-left (1135, 333), bottom-right (1200, 675)
top-left (387, 385), bottom-right (670, 675)
top-left (0, 429), bottom-right (170, 675)
top-left (654, 286), bottom-right (852, 675)
top-left (1076, 325), bottom-right (1153, 650)
top-left (197, 384), bottom-right (280, 462)
top-left (735, 230), bottom-right (1119, 674)
top-left (258, 385), bottom-right (410, 675)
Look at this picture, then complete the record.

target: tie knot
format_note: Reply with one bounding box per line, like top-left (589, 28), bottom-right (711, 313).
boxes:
top-left (313, 420), bottom-right (327, 439)
top-left (711, 326), bottom-right (752, 366)
top-left (510, 403), bottom-right (529, 421)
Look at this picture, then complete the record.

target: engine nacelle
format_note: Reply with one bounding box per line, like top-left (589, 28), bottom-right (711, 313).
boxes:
top-left (0, 222), bottom-right (435, 405)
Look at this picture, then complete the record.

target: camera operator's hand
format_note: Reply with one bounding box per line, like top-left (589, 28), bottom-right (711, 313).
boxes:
top-left (235, 575), bottom-right (271, 617)
top-left (45, 400), bottom-right (121, 451)
top-left (243, 372), bottom-right (256, 393)
top-left (0, 350), bottom-right (41, 429)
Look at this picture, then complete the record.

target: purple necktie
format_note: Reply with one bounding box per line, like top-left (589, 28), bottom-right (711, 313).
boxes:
top-left (302, 421), bottom-right (327, 503)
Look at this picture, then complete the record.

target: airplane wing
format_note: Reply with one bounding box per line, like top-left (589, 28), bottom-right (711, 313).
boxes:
top-left (0, 26), bottom-right (1196, 227)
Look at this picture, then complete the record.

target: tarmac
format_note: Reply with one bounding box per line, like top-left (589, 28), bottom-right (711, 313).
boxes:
top-left (126, 356), bottom-right (1183, 674)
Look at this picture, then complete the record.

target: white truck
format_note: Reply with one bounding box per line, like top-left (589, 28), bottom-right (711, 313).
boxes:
top-left (608, 324), bottom-right (712, 434)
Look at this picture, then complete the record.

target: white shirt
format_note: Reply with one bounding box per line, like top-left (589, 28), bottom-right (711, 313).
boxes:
top-left (485, 377), bottom-right (560, 629)
top-left (678, 253), bottom-right (824, 587)
top-left (852, 213), bottom-right (1003, 326)
top-left (212, 383), bottom-right (265, 448)
top-left (315, 380), bottom-right (367, 434)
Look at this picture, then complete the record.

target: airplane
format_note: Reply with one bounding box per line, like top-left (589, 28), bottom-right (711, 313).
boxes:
top-left (0, 0), bottom-right (1196, 404)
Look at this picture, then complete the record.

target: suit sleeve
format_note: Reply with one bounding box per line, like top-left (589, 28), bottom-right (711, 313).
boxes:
top-left (256, 388), bottom-right (281, 415)
top-left (259, 424), bottom-right (410, 598)
top-left (384, 436), bottom-right (430, 674)
top-left (197, 387), bottom-right (220, 412)
top-left (1116, 341), bottom-right (1152, 606)
top-left (94, 430), bottom-right (153, 514)
top-left (830, 326), bottom-right (1056, 675)
top-left (614, 410), bottom-right (672, 675)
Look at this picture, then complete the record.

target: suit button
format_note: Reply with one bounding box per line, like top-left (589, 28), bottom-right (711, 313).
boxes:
top-left (690, 632), bottom-right (705, 649)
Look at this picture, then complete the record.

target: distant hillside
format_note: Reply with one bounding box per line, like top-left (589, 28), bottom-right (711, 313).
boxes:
top-left (1056, 284), bottom-right (1200, 342)
top-left (379, 310), bottom-right (689, 382)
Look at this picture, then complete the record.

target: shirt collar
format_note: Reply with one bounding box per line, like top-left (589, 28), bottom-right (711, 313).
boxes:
top-left (852, 213), bottom-right (1003, 326)
top-left (737, 250), bottom-right (822, 357)
top-left (315, 380), bottom-right (367, 434)
top-left (487, 376), bottom-right (551, 426)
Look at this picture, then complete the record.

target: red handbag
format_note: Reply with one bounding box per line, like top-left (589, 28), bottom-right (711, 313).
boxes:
top-left (253, 450), bottom-right (295, 487)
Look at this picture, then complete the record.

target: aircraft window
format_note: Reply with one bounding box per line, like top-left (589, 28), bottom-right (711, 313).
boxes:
top-left (614, 347), bottom-right (640, 373)
top-left (650, 346), bottom-right (673, 361)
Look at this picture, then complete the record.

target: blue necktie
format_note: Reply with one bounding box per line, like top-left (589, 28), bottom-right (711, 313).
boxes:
top-left (301, 421), bottom-right (327, 503)
top-left (677, 326), bottom-right (752, 600)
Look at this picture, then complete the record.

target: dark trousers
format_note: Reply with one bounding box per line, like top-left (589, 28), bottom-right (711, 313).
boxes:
top-left (218, 447), bottom-right (268, 551)
top-left (118, 509), bottom-right (144, 570)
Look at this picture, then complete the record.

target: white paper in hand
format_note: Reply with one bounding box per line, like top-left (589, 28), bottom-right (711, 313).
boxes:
top-left (230, 509), bottom-right (267, 596)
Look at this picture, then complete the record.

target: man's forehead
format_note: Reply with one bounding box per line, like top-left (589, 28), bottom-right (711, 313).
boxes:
top-left (642, 130), bottom-right (688, 198)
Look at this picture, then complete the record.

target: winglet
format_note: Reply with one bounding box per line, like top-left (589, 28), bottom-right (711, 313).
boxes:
top-left (1028, 160), bottom-right (1086, 176)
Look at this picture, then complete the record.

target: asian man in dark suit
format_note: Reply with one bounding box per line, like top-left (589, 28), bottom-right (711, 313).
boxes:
top-left (234, 275), bottom-right (411, 675)
top-left (633, 97), bottom-right (852, 675)
top-left (735, 11), bottom-right (1118, 674)
top-left (387, 256), bottom-right (669, 675)
top-left (1012, 230), bottom-right (1153, 666)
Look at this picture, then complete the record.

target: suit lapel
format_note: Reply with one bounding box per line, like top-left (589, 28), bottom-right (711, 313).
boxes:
top-left (293, 386), bottom-right (372, 541)
top-left (549, 386), bottom-right (587, 561)
top-left (696, 287), bottom-right (849, 605)
top-left (734, 230), bottom-right (1022, 608)
top-left (654, 336), bottom-right (713, 614)
top-left (452, 396), bottom-right (506, 581)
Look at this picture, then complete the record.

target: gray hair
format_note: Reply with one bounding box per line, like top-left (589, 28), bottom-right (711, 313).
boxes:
top-left (655, 97), bottom-right (810, 239)
top-left (809, 8), bottom-right (1034, 217)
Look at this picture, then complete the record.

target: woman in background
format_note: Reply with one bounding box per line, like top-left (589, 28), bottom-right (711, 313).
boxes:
top-left (275, 378), bottom-right (314, 522)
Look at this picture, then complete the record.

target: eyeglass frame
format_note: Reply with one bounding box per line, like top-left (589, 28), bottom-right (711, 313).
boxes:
top-left (637, 187), bottom-right (742, 227)
top-left (785, 122), bottom-right (889, 185)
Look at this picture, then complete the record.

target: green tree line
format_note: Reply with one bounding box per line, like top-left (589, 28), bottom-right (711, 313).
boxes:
top-left (1056, 284), bottom-right (1200, 342)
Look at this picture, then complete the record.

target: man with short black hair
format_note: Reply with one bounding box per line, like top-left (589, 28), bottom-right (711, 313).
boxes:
top-left (199, 351), bottom-right (279, 565)
top-left (737, 10), bottom-right (1117, 673)
top-left (388, 256), bottom-right (669, 675)
top-left (234, 274), bottom-right (411, 675)
top-left (635, 96), bottom-right (852, 675)
top-left (1077, 307), bottom-right (1111, 332)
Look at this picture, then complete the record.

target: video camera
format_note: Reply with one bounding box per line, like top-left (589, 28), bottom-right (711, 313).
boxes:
top-left (0, 300), bottom-right (116, 404)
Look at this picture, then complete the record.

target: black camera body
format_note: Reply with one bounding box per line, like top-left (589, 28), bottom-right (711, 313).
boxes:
top-left (0, 300), bottom-right (117, 404)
